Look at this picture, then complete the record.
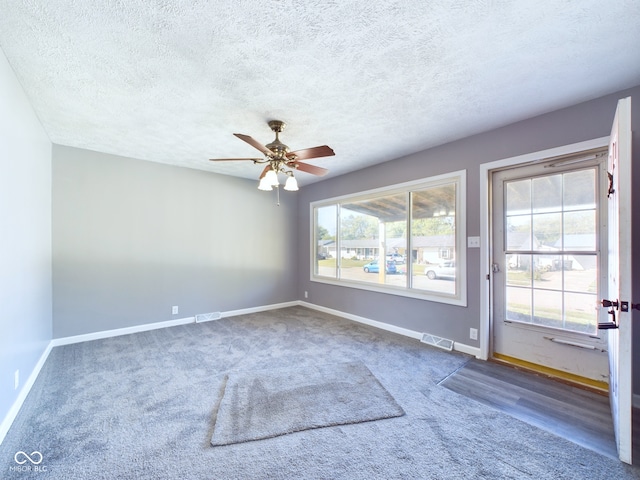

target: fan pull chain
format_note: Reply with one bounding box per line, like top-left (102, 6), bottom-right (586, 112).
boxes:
top-left (276, 185), bottom-right (280, 206)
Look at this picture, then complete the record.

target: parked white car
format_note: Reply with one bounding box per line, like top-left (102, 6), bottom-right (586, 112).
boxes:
top-left (386, 253), bottom-right (405, 264)
top-left (425, 261), bottom-right (455, 280)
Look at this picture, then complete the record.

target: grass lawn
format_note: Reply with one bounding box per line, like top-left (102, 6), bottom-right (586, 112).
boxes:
top-left (318, 258), bottom-right (428, 275)
top-left (507, 303), bottom-right (596, 332)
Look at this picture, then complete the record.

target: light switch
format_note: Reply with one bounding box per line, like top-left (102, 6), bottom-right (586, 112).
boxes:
top-left (467, 236), bottom-right (480, 248)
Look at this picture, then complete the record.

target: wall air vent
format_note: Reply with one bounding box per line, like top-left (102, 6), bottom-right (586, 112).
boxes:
top-left (420, 333), bottom-right (454, 351)
top-left (195, 312), bottom-right (222, 323)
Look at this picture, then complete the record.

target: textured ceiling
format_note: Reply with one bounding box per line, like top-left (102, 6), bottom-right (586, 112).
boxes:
top-left (0, 1), bottom-right (639, 186)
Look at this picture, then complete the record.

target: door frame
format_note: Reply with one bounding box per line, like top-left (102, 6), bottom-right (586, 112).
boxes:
top-left (479, 136), bottom-right (610, 360)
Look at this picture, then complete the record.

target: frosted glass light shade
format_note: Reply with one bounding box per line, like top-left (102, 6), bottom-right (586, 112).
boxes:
top-left (284, 176), bottom-right (299, 191)
top-left (258, 177), bottom-right (273, 190)
top-left (264, 169), bottom-right (279, 186)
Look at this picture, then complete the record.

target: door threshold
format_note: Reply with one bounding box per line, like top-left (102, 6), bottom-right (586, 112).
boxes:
top-left (491, 353), bottom-right (609, 395)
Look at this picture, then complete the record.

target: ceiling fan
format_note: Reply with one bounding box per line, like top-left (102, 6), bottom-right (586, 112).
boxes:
top-left (210, 120), bottom-right (335, 191)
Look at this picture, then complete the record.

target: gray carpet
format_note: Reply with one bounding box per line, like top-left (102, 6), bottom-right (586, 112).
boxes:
top-left (1, 306), bottom-right (640, 479)
top-left (211, 361), bottom-right (405, 446)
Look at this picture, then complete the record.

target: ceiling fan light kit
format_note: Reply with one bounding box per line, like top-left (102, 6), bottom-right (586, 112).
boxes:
top-left (210, 120), bottom-right (334, 193)
top-left (258, 177), bottom-right (274, 191)
top-left (263, 169), bottom-right (279, 187)
top-left (284, 175), bottom-right (299, 191)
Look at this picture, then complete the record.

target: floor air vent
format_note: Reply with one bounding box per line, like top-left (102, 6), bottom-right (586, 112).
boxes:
top-left (195, 312), bottom-right (222, 323)
top-left (420, 333), bottom-right (454, 351)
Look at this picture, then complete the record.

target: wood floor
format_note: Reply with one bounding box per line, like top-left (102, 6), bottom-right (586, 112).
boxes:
top-left (440, 358), bottom-right (618, 459)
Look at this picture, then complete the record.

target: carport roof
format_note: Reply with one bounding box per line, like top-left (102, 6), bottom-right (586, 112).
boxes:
top-left (342, 185), bottom-right (455, 223)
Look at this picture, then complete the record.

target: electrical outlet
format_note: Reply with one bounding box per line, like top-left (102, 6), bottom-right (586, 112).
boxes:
top-left (172, 306), bottom-right (179, 315)
top-left (304, 291), bottom-right (308, 299)
top-left (469, 328), bottom-right (478, 340)
top-left (14, 370), bottom-right (19, 390)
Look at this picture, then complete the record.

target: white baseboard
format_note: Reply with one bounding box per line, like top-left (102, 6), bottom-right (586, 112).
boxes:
top-left (453, 342), bottom-right (481, 358)
top-left (50, 302), bottom-right (301, 347)
top-left (222, 301), bottom-right (300, 319)
top-left (300, 301), bottom-right (422, 340)
top-left (299, 301), bottom-right (481, 358)
top-left (0, 341), bottom-right (53, 445)
top-left (51, 316), bottom-right (196, 347)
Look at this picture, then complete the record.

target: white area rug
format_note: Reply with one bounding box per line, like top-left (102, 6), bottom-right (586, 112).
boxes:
top-left (211, 361), bottom-right (405, 446)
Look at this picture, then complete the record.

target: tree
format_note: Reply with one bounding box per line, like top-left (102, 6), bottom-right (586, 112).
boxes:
top-left (340, 213), bottom-right (378, 240)
top-left (412, 216), bottom-right (455, 236)
top-left (316, 225), bottom-right (333, 241)
top-left (386, 221), bottom-right (406, 238)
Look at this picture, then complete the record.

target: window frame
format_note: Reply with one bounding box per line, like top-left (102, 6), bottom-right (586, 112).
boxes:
top-left (310, 170), bottom-right (467, 306)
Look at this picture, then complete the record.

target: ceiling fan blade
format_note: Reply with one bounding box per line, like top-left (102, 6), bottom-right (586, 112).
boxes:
top-left (287, 145), bottom-right (335, 161)
top-left (233, 133), bottom-right (275, 156)
top-left (209, 158), bottom-right (263, 162)
top-left (293, 161), bottom-right (329, 176)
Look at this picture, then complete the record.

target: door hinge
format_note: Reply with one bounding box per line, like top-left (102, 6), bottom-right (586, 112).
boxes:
top-left (607, 170), bottom-right (615, 198)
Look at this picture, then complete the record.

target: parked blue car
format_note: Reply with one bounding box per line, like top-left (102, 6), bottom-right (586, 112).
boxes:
top-left (363, 260), bottom-right (397, 274)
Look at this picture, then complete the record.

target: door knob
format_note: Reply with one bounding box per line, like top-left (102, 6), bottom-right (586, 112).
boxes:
top-left (600, 299), bottom-right (619, 309)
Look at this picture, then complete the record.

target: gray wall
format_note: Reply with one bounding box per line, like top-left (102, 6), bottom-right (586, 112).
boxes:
top-left (52, 146), bottom-right (297, 338)
top-left (0, 49), bottom-right (52, 422)
top-left (297, 86), bottom-right (640, 364)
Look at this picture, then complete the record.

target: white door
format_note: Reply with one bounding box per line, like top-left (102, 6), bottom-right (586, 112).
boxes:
top-left (604, 96), bottom-right (633, 464)
top-left (492, 152), bottom-right (610, 386)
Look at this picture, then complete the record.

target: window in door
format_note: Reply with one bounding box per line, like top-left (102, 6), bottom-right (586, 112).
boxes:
top-left (504, 167), bottom-right (600, 334)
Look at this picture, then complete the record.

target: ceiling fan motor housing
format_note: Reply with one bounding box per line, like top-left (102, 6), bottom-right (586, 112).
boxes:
top-left (265, 139), bottom-right (290, 158)
top-left (266, 120), bottom-right (290, 159)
